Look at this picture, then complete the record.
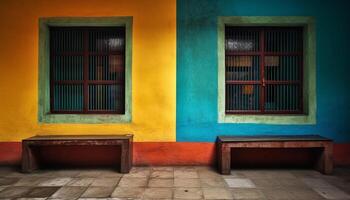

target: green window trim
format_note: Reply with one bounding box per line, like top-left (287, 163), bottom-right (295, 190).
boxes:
top-left (38, 17), bottom-right (132, 124)
top-left (218, 16), bottom-right (316, 124)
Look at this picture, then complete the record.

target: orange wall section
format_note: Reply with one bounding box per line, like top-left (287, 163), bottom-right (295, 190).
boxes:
top-left (0, 0), bottom-right (176, 142)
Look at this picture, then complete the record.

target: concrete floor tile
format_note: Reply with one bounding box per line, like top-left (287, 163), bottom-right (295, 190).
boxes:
top-left (150, 171), bottom-right (174, 178)
top-left (239, 170), bottom-right (271, 179)
top-left (231, 188), bottom-right (266, 199)
top-left (79, 198), bottom-right (134, 200)
top-left (198, 170), bottom-right (221, 179)
top-left (26, 170), bottom-right (57, 177)
top-left (278, 178), bottom-right (307, 188)
top-left (200, 177), bottom-right (227, 188)
top-left (26, 187), bottom-right (60, 198)
top-left (118, 177), bottom-right (148, 187)
top-left (67, 178), bottom-right (94, 187)
top-left (0, 186), bottom-right (7, 192)
top-left (15, 177), bottom-right (48, 186)
top-left (291, 170), bottom-right (324, 178)
top-left (0, 177), bottom-right (20, 186)
top-left (50, 186), bottom-right (87, 199)
top-left (99, 170), bottom-right (123, 178)
top-left (143, 188), bottom-right (173, 199)
top-left (5, 171), bottom-right (30, 178)
top-left (302, 178), bottom-right (334, 188)
top-left (152, 167), bottom-right (174, 171)
top-left (0, 167), bottom-right (16, 177)
top-left (174, 188), bottom-right (203, 199)
top-left (195, 166), bottom-right (213, 171)
top-left (148, 178), bottom-right (174, 188)
top-left (323, 176), bottom-right (350, 194)
top-left (261, 188), bottom-right (296, 200)
top-left (174, 178), bottom-right (201, 187)
top-left (290, 188), bottom-right (326, 200)
top-left (174, 169), bottom-right (199, 179)
top-left (123, 167), bottom-right (150, 178)
top-left (38, 178), bottom-right (73, 186)
top-left (251, 178), bottom-right (280, 188)
top-left (264, 171), bottom-right (296, 179)
top-left (202, 188), bottom-right (233, 199)
top-left (50, 170), bottom-right (81, 177)
top-left (78, 199), bottom-right (114, 200)
top-left (225, 178), bottom-right (256, 188)
top-left (81, 186), bottom-right (114, 198)
top-left (90, 177), bottom-right (120, 187)
top-left (77, 170), bottom-right (102, 178)
top-left (312, 186), bottom-right (350, 199)
top-left (111, 187), bottom-right (145, 198)
top-left (0, 186), bottom-right (32, 198)
top-left (221, 171), bottom-right (247, 179)
top-left (176, 166), bottom-right (198, 171)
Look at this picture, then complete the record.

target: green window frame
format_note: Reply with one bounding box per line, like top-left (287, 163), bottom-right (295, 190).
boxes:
top-left (38, 17), bottom-right (132, 123)
top-left (218, 16), bottom-right (316, 124)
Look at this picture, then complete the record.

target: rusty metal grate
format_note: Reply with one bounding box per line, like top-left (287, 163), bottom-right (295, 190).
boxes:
top-left (50, 27), bottom-right (125, 114)
top-left (225, 26), bottom-right (303, 114)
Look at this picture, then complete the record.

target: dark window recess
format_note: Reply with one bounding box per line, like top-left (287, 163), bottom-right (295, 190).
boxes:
top-left (225, 26), bottom-right (303, 114)
top-left (50, 27), bottom-right (125, 114)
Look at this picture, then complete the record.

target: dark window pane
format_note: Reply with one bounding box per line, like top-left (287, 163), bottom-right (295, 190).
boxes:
top-left (89, 28), bottom-right (125, 52)
top-left (53, 84), bottom-right (83, 111)
top-left (52, 55), bottom-right (84, 81)
top-left (265, 84), bottom-right (301, 112)
top-left (265, 56), bottom-right (302, 81)
top-left (88, 55), bottom-right (124, 81)
top-left (226, 56), bottom-right (260, 81)
top-left (88, 84), bottom-right (124, 112)
top-left (225, 28), bottom-right (259, 51)
top-left (265, 29), bottom-right (303, 52)
top-left (51, 29), bottom-right (84, 52)
top-left (226, 84), bottom-right (260, 111)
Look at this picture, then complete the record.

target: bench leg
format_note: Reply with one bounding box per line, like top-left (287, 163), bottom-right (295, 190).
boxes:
top-left (219, 144), bottom-right (231, 175)
top-left (22, 142), bottom-right (38, 173)
top-left (120, 141), bottom-right (132, 173)
top-left (316, 142), bottom-right (333, 175)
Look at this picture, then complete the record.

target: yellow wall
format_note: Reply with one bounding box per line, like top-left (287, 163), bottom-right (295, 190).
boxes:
top-left (0, 0), bottom-right (176, 142)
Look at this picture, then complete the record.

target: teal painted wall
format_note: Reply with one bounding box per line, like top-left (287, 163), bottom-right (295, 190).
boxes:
top-left (176, 0), bottom-right (350, 142)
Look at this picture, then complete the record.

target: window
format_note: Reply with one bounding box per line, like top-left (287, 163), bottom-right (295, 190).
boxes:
top-left (225, 27), bottom-right (303, 114)
top-left (50, 27), bottom-right (125, 114)
top-left (218, 17), bottom-right (316, 124)
top-left (38, 17), bottom-right (132, 123)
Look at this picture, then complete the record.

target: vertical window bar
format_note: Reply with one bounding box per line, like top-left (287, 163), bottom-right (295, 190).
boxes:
top-left (260, 29), bottom-right (265, 113)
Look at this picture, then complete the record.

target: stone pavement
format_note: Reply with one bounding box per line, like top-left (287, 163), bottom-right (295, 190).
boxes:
top-left (0, 166), bottom-right (349, 199)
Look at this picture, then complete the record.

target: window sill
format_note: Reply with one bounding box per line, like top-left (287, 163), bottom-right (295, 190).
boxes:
top-left (39, 113), bottom-right (131, 124)
top-left (218, 113), bottom-right (315, 125)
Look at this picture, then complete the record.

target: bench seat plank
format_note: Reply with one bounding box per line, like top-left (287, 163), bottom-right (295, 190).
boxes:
top-left (24, 135), bottom-right (133, 141)
top-left (218, 135), bottom-right (331, 142)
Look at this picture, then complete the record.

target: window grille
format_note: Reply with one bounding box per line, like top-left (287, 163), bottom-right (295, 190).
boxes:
top-left (50, 27), bottom-right (125, 114)
top-left (225, 27), bottom-right (303, 114)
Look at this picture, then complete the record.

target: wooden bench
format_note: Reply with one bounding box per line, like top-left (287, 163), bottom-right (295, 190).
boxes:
top-left (22, 134), bottom-right (133, 173)
top-left (217, 135), bottom-right (333, 175)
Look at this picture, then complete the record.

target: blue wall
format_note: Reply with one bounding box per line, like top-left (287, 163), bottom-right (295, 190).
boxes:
top-left (176, 0), bottom-right (350, 143)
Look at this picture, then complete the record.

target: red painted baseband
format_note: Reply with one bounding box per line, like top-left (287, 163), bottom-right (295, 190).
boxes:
top-left (0, 142), bottom-right (349, 167)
